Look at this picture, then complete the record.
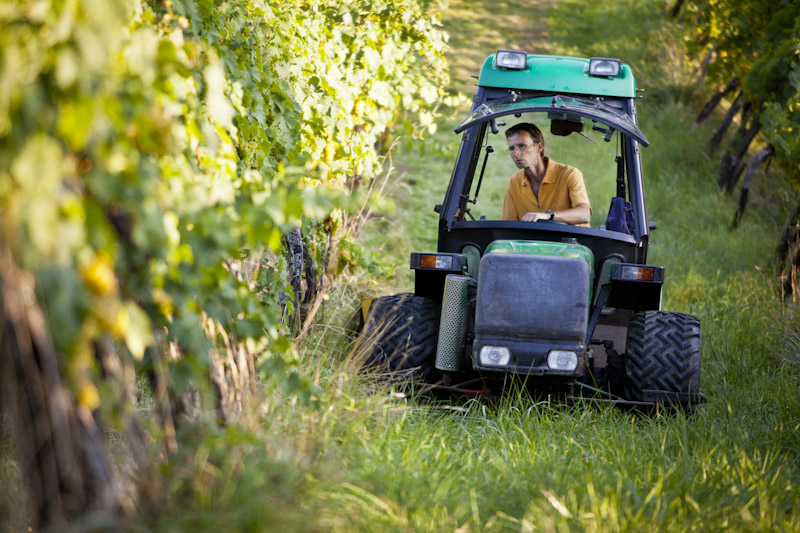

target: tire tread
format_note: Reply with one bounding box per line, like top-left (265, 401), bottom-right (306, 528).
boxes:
top-left (624, 311), bottom-right (702, 401)
top-left (362, 293), bottom-right (440, 380)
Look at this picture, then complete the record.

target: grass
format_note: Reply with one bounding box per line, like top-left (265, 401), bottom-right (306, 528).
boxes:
top-left (326, 400), bottom-right (798, 531)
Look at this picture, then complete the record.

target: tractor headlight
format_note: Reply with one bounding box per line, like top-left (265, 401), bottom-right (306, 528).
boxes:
top-left (496, 49), bottom-right (528, 70)
top-left (589, 57), bottom-right (621, 78)
top-left (547, 350), bottom-right (578, 372)
top-left (479, 346), bottom-right (511, 367)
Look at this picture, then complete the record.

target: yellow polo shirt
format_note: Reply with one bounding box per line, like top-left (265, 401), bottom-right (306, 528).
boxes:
top-left (501, 158), bottom-right (592, 227)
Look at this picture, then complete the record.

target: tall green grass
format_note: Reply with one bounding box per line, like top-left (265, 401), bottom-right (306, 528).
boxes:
top-left (313, 398), bottom-right (798, 531)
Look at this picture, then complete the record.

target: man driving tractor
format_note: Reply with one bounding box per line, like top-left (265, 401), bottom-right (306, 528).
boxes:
top-left (501, 122), bottom-right (592, 226)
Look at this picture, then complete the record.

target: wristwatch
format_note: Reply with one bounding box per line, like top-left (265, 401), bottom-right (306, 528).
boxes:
top-left (546, 210), bottom-right (555, 220)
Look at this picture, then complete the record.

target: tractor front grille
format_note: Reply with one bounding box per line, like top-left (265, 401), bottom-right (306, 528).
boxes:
top-left (475, 253), bottom-right (590, 343)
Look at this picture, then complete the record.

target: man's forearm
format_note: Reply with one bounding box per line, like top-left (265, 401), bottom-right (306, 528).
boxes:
top-left (552, 203), bottom-right (591, 225)
top-left (521, 203), bottom-right (591, 224)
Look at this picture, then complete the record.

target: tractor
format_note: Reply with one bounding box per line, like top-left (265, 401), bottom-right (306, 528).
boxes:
top-left (359, 50), bottom-right (702, 407)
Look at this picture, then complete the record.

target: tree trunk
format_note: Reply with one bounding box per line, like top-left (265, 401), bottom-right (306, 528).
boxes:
top-left (0, 252), bottom-right (120, 529)
top-left (732, 101), bottom-right (753, 142)
top-left (708, 93), bottom-right (743, 152)
top-left (284, 226), bottom-right (318, 335)
top-left (733, 145), bottom-right (774, 228)
top-left (695, 47), bottom-right (716, 89)
top-left (694, 77), bottom-right (739, 127)
top-left (669, 0), bottom-right (685, 17)
top-left (718, 115), bottom-right (762, 194)
top-left (778, 202), bottom-right (800, 298)
top-left (718, 153), bottom-right (745, 194)
top-left (791, 246), bottom-right (800, 299)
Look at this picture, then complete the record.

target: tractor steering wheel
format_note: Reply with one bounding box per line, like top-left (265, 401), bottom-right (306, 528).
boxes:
top-left (535, 219), bottom-right (568, 226)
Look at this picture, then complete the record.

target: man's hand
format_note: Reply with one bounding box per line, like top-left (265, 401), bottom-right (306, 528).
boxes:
top-left (521, 212), bottom-right (549, 222)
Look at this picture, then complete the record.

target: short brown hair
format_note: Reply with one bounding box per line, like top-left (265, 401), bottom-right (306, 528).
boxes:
top-left (505, 122), bottom-right (545, 156)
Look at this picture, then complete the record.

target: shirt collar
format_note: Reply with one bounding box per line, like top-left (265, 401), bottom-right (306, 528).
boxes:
top-left (541, 157), bottom-right (556, 184)
top-left (518, 158), bottom-right (554, 186)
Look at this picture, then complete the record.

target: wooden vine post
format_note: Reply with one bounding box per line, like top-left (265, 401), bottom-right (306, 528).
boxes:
top-left (0, 249), bottom-right (119, 529)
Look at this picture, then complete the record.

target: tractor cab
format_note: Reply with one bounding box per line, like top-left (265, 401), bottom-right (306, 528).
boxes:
top-left (419, 54), bottom-right (652, 302)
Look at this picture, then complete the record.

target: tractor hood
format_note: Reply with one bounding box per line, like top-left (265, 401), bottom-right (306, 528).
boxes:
top-left (454, 94), bottom-right (649, 147)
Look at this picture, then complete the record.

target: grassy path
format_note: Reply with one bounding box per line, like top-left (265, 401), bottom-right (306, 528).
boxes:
top-left (445, 0), bottom-right (557, 93)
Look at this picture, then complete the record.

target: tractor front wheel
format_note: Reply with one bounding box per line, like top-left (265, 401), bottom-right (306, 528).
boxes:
top-left (360, 293), bottom-right (440, 382)
top-left (624, 311), bottom-right (702, 402)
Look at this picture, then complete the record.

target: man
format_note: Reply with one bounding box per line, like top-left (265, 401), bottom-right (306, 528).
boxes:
top-left (501, 123), bottom-right (592, 226)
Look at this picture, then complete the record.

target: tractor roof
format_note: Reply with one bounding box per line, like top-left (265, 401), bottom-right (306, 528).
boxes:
top-left (478, 54), bottom-right (637, 98)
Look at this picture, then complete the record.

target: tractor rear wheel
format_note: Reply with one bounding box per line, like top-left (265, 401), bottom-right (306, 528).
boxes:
top-left (361, 293), bottom-right (440, 381)
top-left (624, 311), bottom-right (702, 401)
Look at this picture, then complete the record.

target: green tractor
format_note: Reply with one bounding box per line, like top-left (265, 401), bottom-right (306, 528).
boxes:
top-left (360, 50), bottom-right (702, 406)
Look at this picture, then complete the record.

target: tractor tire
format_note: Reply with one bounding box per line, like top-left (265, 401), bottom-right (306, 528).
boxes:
top-left (623, 311), bottom-right (702, 401)
top-left (361, 293), bottom-right (440, 381)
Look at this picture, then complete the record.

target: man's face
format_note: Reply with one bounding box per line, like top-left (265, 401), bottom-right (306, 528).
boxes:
top-left (507, 131), bottom-right (543, 170)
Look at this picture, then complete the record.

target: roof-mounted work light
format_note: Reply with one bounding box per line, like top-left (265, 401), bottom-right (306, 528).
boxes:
top-left (496, 49), bottom-right (528, 70)
top-left (589, 57), bottom-right (621, 78)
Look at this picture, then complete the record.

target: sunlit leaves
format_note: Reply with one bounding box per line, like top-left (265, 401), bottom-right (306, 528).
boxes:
top-left (684, 0), bottom-right (800, 182)
top-left (0, 0), bottom-right (449, 412)
top-left (250, 0), bottom-right (450, 183)
top-left (120, 301), bottom-right (153, 360)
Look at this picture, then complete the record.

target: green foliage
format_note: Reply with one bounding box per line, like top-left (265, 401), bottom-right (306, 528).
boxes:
top-left (684, 0), bottom-right (799, 101)
top-left (168, 0), bottom-right (449, 184)
top-left (0, 0), bottom-right (449, 412)
top-left (683, 0), bottom-right (800, 180)
top-left (762, 62), bottom-right (800, 181)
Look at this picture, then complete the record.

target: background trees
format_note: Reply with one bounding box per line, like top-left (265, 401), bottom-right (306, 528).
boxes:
top-left (680, 0), bottom-right (800, 294)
